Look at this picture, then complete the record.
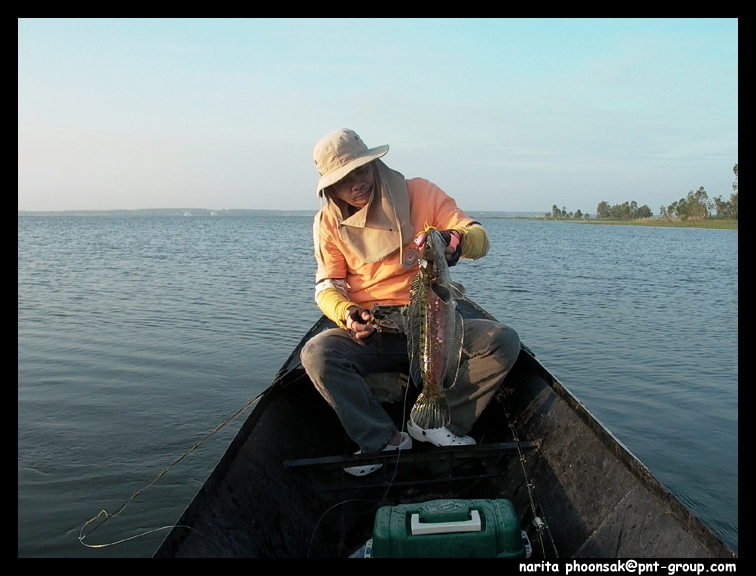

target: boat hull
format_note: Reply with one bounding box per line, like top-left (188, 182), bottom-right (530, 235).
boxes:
top-left (154, 300), bottom-right (735, 558)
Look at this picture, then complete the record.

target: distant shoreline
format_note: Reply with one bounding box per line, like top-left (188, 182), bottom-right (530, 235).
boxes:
top-left (17, 208), bottom-right (320, 218)
top-left (17, 209), bottom-right (736, 230)
top-left (17, 208), bottom-right (544, 218)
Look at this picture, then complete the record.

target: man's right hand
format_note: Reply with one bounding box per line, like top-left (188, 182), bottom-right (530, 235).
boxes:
top-left (345, 307), bottom-right (375, 342)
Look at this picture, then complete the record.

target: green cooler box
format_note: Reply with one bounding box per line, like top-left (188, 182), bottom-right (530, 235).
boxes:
top-left (370, 498), bottom-right (525, 558)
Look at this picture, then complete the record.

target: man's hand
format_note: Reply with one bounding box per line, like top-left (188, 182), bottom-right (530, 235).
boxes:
top-left (414, 229), bottom-right (463, 266)
top-left (345, 307), bottom-right (375, 342)
top-left (438, 229), bottom-right (462, 266)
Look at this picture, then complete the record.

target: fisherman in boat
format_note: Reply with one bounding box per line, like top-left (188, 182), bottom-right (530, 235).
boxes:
top-left (301, 128), bottom-right (521, 476)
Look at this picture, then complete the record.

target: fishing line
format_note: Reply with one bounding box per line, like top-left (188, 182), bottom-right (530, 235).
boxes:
top-left (78, 390), bottom-right (265, 549)
top-left (504, 406), bottom-right (559, 558)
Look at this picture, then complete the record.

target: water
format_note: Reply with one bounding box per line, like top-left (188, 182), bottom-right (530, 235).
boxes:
top-left (18, 215), bottom-right (738, 557)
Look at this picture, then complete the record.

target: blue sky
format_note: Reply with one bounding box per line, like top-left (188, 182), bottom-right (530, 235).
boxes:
top-left (18, 18), bottom-right (738, 214)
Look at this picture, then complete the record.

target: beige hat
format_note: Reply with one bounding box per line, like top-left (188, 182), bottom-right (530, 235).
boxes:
top-left (313, 128), bottom-right (389, 195)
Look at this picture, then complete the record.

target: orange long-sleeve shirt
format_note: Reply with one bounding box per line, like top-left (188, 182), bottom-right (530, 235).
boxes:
top-left (312, 178), bottom-right (488, 326)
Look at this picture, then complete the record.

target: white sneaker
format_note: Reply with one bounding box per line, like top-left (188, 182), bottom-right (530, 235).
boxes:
top-left (407, 420), bottom-right (476, 447)
top-left (344, 432), bottom-right (412, 476)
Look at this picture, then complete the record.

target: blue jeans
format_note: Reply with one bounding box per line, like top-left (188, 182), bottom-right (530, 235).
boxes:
top-left (300, 315), bottom-right (520, 454)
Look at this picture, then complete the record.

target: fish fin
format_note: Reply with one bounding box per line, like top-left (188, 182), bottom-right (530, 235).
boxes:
top-left (407, 272), bottom-right (424, 388)
top-left (442, 310), bottom-right (464, 390)
top-left (408, 347), bottom-right (422, 389)
top-left (450, 281), bottom-right (465, 298)
top-left (410, 393), bottom-right (451, 429)
top-left (431, 282), bottom-right (453, 303)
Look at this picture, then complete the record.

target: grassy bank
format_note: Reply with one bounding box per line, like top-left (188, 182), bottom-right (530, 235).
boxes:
top-left (524, 216), bottom-right (737, 230)
top-left (581, 218), bottom-right (737, 230)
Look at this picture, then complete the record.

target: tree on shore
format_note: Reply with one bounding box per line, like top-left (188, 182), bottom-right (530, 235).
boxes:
top-left (550, 163), bottom-right (737, 222)
top-left (547, 205), bottom-right (589, 220)
top-left (661, 165), bottom-right (738, 221)
top-left (711, 163), bottom-right (738, 220)
top-left (596, 200), bottom-right (652, 220)
top-left (663, 187), bottom-right (710, 221)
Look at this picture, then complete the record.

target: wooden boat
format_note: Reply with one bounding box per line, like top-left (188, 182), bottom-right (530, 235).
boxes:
top-left (153, 298), bottom-right (736, 558)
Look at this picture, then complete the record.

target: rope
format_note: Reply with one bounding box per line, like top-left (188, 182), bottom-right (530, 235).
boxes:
top-left (78, 391), bottom-right (265, 549)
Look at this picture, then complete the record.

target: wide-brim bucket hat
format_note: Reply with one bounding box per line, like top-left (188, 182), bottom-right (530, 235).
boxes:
top-left (313, 128), bottom-right (389, 196)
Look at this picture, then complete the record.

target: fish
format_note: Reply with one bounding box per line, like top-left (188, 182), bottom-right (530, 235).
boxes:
top-left (407, 226), bottom-right (465, 430)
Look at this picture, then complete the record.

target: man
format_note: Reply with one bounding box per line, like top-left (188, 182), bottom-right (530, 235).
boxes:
top-left (300, 128), bottom-right (520, 476)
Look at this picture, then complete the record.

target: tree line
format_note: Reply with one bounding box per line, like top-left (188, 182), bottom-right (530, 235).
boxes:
top-left (547, 164), bottom-right (738, 221)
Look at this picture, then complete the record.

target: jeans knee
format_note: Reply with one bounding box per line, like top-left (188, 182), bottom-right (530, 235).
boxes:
top-left (301, 334), bottom-right (326, 376)
top-left (493, 324), bottom-right (521, 367)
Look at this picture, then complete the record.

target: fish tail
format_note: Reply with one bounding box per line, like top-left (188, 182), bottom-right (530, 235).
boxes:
top-left (410, 393), bottom-right (451, 429)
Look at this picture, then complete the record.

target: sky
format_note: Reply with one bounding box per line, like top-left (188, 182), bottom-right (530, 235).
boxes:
top-left (18, 18), bottom-right (738, 214)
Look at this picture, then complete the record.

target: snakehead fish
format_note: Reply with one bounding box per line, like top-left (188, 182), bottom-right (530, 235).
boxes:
top-left (407, 226), bottom-right (465, 430)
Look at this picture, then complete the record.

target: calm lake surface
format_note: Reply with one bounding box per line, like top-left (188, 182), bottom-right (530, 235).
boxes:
top-left (18, 215), bottom-right (738, 557)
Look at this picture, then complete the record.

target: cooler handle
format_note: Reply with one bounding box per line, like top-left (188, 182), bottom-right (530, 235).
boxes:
top-left (410, 509), bottom-right (482, 535)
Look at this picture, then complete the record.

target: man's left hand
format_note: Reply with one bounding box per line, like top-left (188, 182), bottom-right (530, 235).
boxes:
top-left (345, 307), bottom-right (375, 342)
top-left (438, 229), bottom-right (462, 266)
